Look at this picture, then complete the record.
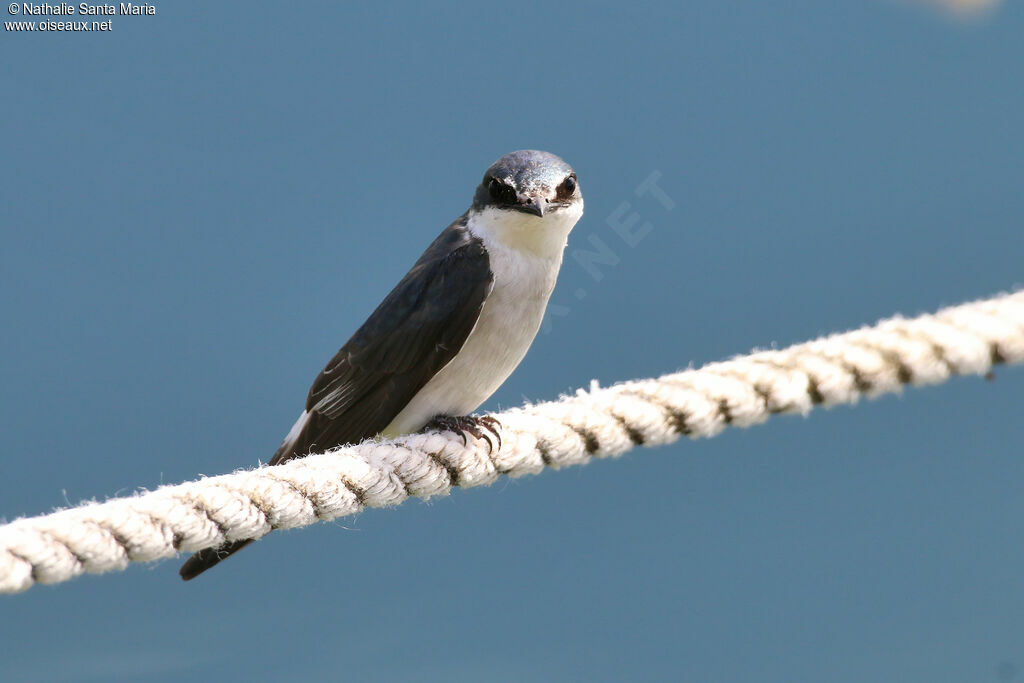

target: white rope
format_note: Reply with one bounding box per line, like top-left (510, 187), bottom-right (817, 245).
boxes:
top-left (2, 291), bottom-right (1023, 594)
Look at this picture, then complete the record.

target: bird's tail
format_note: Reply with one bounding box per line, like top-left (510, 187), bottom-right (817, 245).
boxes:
top-left (179, 422), bottom-right (308, 581)
top-left (178, 538), bottom-right (255, 581)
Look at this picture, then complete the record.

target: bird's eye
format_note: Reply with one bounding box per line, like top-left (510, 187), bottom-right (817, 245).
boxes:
top-left (557, 174), bottom-right (577, 199)
top-left (488, 177), bottom-right (514, 203)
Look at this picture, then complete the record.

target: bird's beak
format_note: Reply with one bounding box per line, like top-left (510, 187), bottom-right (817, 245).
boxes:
top-left (516, 194), bottom-right (545, 217)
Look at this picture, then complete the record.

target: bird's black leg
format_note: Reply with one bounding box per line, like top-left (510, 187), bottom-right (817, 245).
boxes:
top-left (423, 415), bottom-right (502, 453)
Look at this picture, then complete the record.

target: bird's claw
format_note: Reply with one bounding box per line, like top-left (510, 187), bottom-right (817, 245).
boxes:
top-left (476, 416), bottom-right (502, 451)
top-left (424, 415), bottom-right (502, 453)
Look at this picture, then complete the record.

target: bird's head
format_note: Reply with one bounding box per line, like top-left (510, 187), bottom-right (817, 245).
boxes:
top-left (468, 150), bottom-right (583, 256)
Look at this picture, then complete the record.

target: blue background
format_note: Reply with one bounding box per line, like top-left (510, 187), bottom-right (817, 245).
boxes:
top-left (2, 1), bottom-right (1023, 681)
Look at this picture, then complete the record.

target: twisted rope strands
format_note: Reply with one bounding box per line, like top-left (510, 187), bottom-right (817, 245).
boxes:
top-left (1, 291), bottom-right (1022, 594)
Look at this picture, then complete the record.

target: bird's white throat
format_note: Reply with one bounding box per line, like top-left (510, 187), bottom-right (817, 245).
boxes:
top-left (466, 202), bottom-right (583, 258)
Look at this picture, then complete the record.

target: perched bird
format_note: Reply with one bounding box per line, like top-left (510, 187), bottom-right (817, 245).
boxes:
top-left (180, 150), bottom-right (584, 580)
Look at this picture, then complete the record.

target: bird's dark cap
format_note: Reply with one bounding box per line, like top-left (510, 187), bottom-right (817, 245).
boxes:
top-left (472, 150), bottom-right (576, 211)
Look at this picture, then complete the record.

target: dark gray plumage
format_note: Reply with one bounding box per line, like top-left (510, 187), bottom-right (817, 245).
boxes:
top-left (273, 221), bottom-right (493, 464)
top-left (179, 221), bottom-right (493, 580)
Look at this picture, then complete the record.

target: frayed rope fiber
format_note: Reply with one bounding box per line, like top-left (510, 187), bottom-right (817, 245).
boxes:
top-left (2, 291), bottom-right (1023, 594)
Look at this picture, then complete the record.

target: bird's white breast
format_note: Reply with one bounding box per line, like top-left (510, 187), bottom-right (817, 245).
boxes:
top-left (382, 204), bottom-right (581, 436)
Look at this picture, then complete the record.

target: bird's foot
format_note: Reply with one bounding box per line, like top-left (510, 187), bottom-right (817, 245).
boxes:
top-left (424, 414), bottom-right (502, 453)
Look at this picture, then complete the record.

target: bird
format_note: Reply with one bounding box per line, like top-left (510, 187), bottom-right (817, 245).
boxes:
top-left (179, 150), bottom-right (584, 580)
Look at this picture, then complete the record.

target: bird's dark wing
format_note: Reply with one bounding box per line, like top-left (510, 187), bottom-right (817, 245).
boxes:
top-left (270, 219), bottom-right (492, 465)
top-left (180, 220), bottom-right (491, 580)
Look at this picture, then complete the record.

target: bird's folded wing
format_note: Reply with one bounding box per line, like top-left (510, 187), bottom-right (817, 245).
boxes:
top-left (270, 223), bottom-right (493, 464)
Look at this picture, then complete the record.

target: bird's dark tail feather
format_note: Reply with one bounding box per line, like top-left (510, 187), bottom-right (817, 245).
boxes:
top-left (179, 538), bottom-right (255, 581)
